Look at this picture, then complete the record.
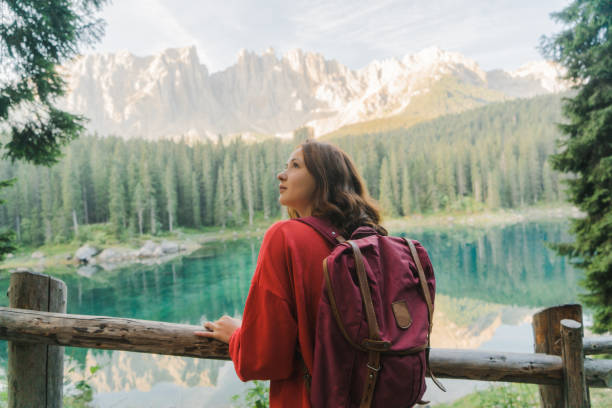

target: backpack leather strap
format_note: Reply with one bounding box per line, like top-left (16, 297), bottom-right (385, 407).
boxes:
top-left (403, 239), bottom-right (434, 331)
top-left (295, 216), bottom-right (346, 246)
top-left (348, 241), bottom-right (385, 408)
top-left (404, 238), bottom-right (447, 393)
top-left (348, 241), bottom-right (381, 341)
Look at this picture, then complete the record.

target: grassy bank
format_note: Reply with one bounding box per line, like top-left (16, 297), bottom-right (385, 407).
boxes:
top-left (384, 203), bottom-right (581, 233)
top-left (435, 383), bottom-right (611, 407)
top-left (0, 218), bottom-right (273, 271)
top-left (0, 204), bottom-right (579, 271)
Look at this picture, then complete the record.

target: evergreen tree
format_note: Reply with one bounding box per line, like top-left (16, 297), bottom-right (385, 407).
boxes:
top-left (244, 152), bottom-right (255, 226)
top-left (456, 149), bottom-right (467, 197)
top-left (201, 153), bottom-right (215, 225)
top-left (389, 149), bottom-right (401, 213)
top-left (132, 183), bottom-right (145, 235)
top-left (232, 163), bottom-right (243, 225)
top-left (378, 158), bottom-right (395, 216)
top-left (60, 148), bottom-right (82, 238)
top-left (401, 164), bottom-right (412, 216)
top-left (108, 164), bottom-right (126, 236)
top-left (191, 171), bottom-right (202, 228)
top-left (214, 166), bottom-right (227, 228)
top-left (40, 168), bottom-right (54, 243)
top-left (0, 0), bottom-right (106, 165)
top-left (164, 161), bottom-right (178, 232)
top-left (90, 141), bottom-right (109, 222)
top-left (261, 148), bottom-right (276, 220)
top-left (486, 170), bottom-right (501, 209)
top-left (542, 161), bottom-right (556, 203)
top-left (470, 150), bottom-right (483, 204)
top-left (139, 160), bottom-right (155, 234)
top-left (541, 0), bottom-right (612, 332)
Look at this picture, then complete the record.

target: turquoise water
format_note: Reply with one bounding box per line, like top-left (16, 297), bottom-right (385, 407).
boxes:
top-left (0, 220), bottom-right (582, 407)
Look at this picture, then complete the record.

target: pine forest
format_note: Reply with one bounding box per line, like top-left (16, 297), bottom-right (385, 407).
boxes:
top-left (0, 93), bottom-right (566, 247)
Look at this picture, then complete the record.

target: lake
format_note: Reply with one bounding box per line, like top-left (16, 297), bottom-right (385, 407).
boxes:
top-left (0, 219), bottom-right (583, 407)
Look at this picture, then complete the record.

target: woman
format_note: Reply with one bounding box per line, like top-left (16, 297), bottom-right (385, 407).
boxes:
top-left (194, 139), bottom-right (387, 407)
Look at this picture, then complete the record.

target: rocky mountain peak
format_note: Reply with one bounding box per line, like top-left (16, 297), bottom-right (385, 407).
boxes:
top-left (58, 46), bottom-right (569, 141)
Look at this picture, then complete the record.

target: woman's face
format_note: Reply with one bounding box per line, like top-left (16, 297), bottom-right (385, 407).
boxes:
top-left (277, 148), bottom-right (317, 217)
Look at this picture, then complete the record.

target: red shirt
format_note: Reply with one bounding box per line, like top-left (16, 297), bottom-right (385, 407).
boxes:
top-left (229, 219), bottom-right (334, 407)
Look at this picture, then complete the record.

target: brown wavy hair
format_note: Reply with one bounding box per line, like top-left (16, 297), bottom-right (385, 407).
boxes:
top-left (288, 139), bottom-right (387, 237)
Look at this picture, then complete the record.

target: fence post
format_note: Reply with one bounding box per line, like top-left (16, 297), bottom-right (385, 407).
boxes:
top-left (7, 270), bottom-right (67, 408)
top-left (532, 304), bottom-right (582, 408)
top-left (560, 319), bottom-right (590, 408)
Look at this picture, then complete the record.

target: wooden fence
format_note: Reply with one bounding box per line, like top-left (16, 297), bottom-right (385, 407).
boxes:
top-left (1, 270), bottom-right (611, 407)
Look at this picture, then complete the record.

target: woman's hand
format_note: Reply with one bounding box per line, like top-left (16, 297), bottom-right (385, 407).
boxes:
top-left (194, 315), bottom-right (241, 344)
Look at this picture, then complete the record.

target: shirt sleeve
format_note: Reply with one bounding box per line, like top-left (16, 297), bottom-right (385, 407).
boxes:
top-left (228, 222), bottom-right (298, 381)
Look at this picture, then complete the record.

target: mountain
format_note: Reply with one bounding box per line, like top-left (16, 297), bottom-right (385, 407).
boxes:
top-left (59, 46), bottom-right (569, 141)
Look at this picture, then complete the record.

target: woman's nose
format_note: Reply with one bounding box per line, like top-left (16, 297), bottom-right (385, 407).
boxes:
top-left (277, 171), bottom-right (287, 181)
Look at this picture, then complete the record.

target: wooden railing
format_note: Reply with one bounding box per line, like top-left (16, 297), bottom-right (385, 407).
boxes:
top-left (1, 270), bottom-right (611, 407)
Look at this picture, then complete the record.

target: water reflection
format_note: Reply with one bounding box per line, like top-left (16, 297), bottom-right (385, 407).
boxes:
top-left (398, 221), bottom-right (580, 306)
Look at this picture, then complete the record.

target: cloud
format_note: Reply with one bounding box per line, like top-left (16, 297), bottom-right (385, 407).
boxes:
top-left (92, 0), bottom-right (571, 72)
top-left (97, 0), bottom-right (210, 65)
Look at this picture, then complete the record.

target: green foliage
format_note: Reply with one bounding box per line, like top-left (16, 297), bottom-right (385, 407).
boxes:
top-left (0, 0), bottom-right (106, 165)
top-left (541, 0), bottom-right (612, 333)
top-left (438, 384), bottom-right (612, 408)
top-left (0, 178), bottom-right (16, 260)
top-left (436, 384), bottom-right (539, 408)
top-left (231, 380), bottom-right (270, 408)
top-left (63, 365), bottom-right (101, 408)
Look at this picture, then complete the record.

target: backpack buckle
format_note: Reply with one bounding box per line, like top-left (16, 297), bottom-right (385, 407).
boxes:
top-left (361, 339), bottom-right (391, 351)
top-left (366, 362), bottom-right (382, 372)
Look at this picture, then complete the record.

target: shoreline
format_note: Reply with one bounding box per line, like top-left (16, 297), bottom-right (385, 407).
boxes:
top-left (384, 204), bottom-right (582, 232)
top-left (0, 204), bottom-right (580, 272)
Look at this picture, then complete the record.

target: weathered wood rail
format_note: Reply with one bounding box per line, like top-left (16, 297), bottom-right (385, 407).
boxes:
top-left (1, 306), bottom-right (611, 388)
top-left (2, 271), bottom-right (611, 407)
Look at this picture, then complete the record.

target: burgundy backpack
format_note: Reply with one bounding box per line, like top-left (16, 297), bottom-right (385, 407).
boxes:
top-left (297, 216), bottom-right (445, 408)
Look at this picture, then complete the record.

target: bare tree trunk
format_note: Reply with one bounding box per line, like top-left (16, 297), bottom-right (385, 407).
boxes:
top-left (82, 186), bottom-right (89, 224)
top-left (72, 209), bottom-right (79, 236)
top-left (15, 215), bottom-right (20, 242)
top-left (150, 198), bottom-right (156, 235)
top-left (44, 219), bottom-right (52, 244)
top-left (137, 210), bottom-right (143, 235)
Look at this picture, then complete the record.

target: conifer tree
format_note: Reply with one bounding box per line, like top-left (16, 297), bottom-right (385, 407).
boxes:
top-left (214, 166), bottom-right (227, 228)
top-left (164, 161), bottom-right (177, 232)
top-left (133, 183), bottom-right (145, 235)
top-left (201, 153), bottom-right (215, 225)
top-left (261, 149), bottom-right (276, 220)
top-left (401, 164), bottom-right (412, 216)
top-left (108, 164), bottom-right (126, 236)
top-left (470, 150), bottom-right (483, 204)
top-left (40, 168), bottom-right (54, 243)
top-left (232, 163), bottom-right (243, 225)
top-left (191, 171), bottom-right (202, 228)
top-left (61, 148), bottom-right (82, 238)
top-left (244, 152), bottom-right (255, 226)
top-left (541, 0), bottom-right (612, 332)
top-left (379, 158), bottom-right (395, 216)
top-left (389, 149), bottom-right (401, 212)
top-left (139, 160), bottom-right (154, 233)
top-left (542, 161), bottom-right (556, 203)
top-left (486, 170), bottom-right (501, 209)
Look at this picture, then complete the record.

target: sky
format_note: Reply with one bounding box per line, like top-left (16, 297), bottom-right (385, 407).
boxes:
top-left (90, 0), bottom-right (571, 73)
